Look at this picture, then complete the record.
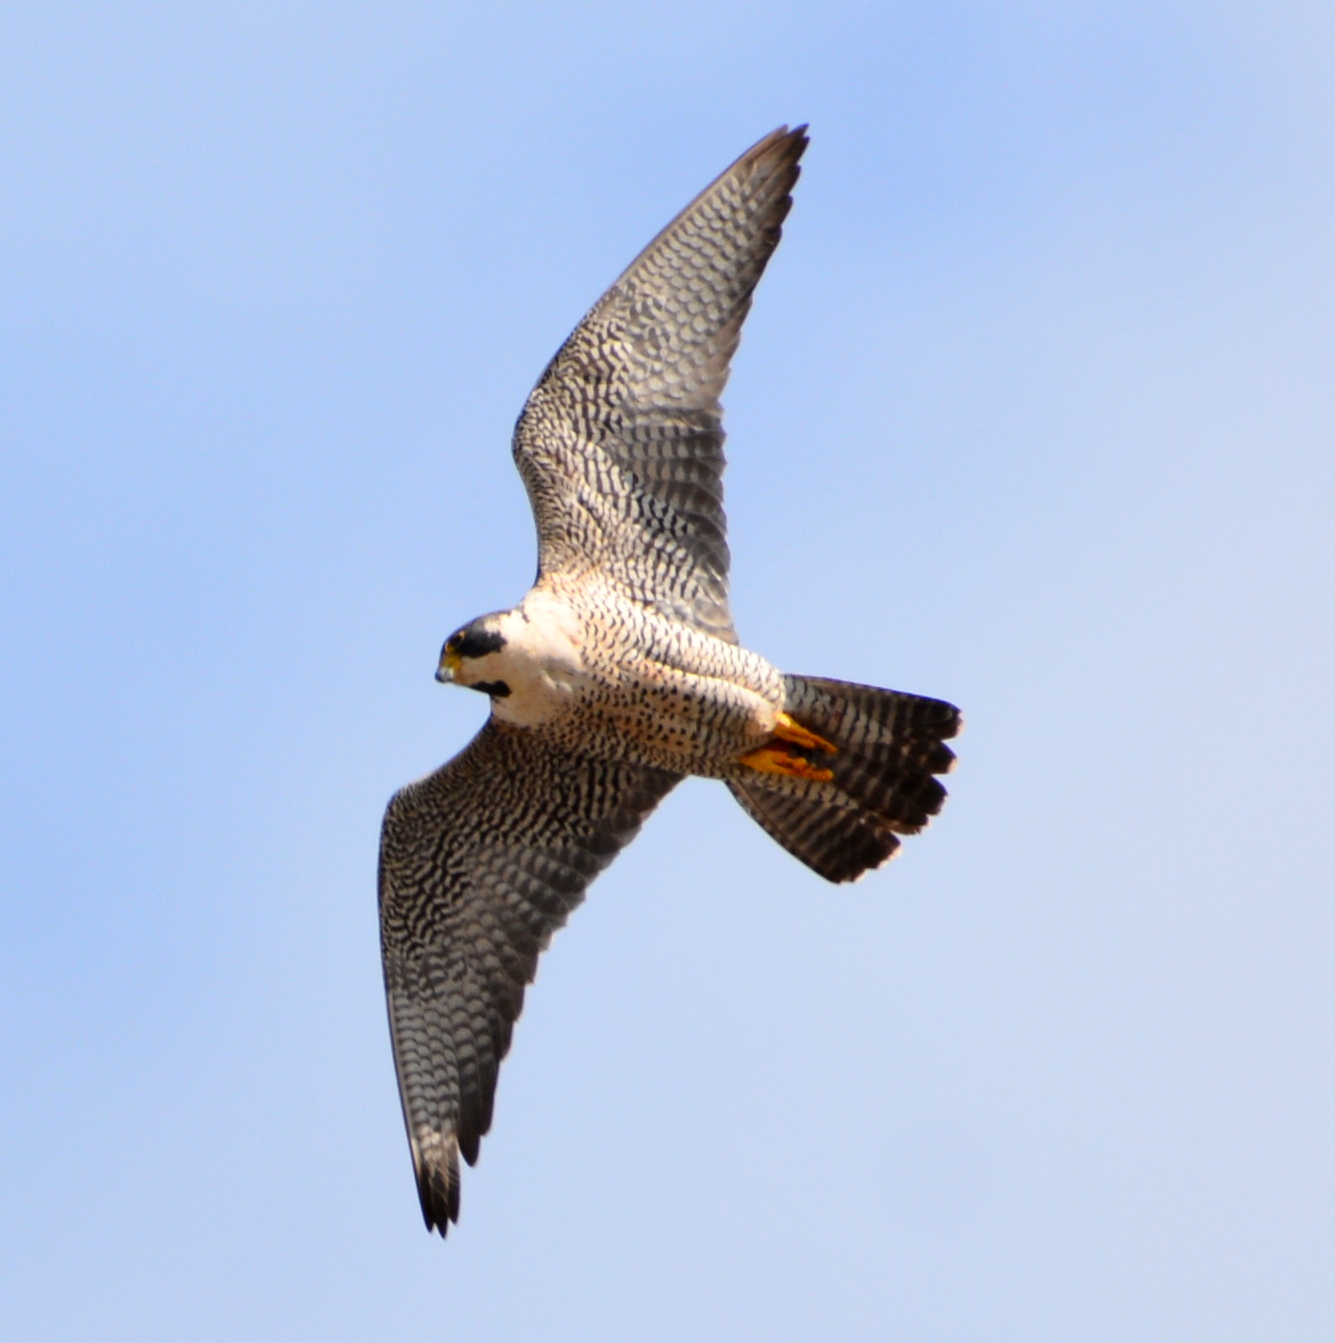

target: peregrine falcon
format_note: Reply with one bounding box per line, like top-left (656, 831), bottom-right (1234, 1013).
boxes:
top-left (378, 126), bottom-right (961, 1235)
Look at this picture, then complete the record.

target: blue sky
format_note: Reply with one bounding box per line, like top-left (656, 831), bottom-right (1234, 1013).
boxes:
top-left (3, 4), bottom-right (1333, 1340)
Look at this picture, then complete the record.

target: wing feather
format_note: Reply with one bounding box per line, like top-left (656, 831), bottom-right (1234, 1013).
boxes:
top-left (378, 720), bottom-right (680, 1234)
top-left (513, 126), bottom-right (809, 642)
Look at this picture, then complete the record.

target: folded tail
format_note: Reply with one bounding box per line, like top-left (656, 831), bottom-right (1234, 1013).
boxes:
top-left (728, 675), bottom-right (961, 883)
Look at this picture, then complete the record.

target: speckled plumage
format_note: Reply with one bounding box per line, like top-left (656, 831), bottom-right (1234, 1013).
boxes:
top-left (378, 127), bottom-right (961, 1235)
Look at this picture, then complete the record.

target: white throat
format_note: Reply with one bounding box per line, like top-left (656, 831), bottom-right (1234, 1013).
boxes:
top-left (485, 590), bottom-right (587, 728)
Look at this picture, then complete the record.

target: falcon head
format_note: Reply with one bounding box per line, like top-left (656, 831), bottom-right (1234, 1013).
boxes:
top-left (436, 614), bottom-right (512, 698)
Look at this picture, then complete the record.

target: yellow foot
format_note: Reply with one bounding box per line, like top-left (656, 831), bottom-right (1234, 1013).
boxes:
top-left (772, 712), bottom-right (837, 756)
top-left (738, 744), bottom-right (835, 783)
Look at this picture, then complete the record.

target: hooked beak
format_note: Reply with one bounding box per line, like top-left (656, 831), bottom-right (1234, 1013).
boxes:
top-left (435, 649), bottom-right (461, 684)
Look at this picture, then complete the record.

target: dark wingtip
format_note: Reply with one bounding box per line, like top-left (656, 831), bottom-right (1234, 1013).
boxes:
top-left (416, 1152), bottom-right (461, 1237)
top-left (419, 1186), bottom-right (458, 1239)
top-left (750, 123), bottom-right (810, 172)
top-left (459, 1128), bottom-right (482, 1166)
top-left (759, 122), bottom-right (810, 146)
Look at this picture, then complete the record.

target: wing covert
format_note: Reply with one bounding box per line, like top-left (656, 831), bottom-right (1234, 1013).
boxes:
top-left (513, 126), bottom-right (808, 642)
top-left (378, 719), bottom-right (680, 1234)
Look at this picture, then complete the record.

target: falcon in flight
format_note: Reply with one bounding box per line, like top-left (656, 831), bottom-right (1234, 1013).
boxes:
top-left (379, 126), bottom-right (961, 1235)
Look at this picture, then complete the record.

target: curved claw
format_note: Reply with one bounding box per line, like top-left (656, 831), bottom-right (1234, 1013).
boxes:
top-left (772, 711), bottom-right (837, 756)
top-left (738, 743), bottom-right (835, 783)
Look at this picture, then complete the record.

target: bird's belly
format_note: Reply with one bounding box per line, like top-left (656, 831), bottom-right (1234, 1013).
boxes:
top-left (491, 584), bottom-right (787, 773)
top-left (558, 661), bottom-right (782, 776)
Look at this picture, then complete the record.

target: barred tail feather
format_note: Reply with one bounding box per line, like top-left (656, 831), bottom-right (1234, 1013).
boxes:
top-left (728, 675), bottom-right (961, 884)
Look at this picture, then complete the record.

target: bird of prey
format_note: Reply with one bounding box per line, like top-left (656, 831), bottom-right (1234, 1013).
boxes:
top-left (378, 126), bottom-right (961, 1236)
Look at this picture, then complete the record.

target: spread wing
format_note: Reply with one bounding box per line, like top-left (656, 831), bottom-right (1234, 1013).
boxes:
top-left (513, 125), bottom-right (808, 643)
top-left (378, 720), bottom-right (681, 1235)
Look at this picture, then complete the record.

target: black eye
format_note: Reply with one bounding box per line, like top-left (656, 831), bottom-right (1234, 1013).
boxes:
top-left (473, 680), bottom-right (511, 698)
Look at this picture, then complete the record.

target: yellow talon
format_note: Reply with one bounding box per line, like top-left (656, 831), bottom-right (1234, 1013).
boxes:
top-left (772, 712), bottom-right (837, 756)
top-left (738, 744), bottom-right (835, 783)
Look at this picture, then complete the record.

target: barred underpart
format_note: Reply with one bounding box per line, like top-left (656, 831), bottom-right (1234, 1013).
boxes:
top-left (514, 126), bottom-right (807, 643)
top-left (378, 127), bottom-right (961, 1237)
top-left (380, 723), bottom-right (679, 1232)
